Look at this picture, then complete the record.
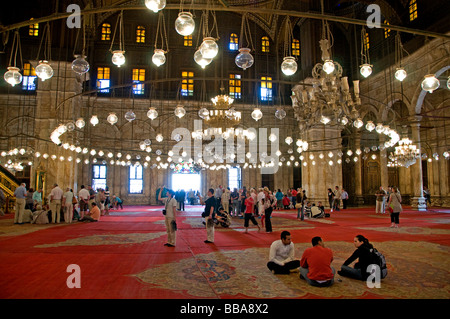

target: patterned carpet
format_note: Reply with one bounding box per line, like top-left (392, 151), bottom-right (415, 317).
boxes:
top-left (0, 205), bottom-right (449, 300)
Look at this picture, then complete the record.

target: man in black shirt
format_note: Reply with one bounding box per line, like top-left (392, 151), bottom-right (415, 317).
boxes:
top-left (200, 188), bottom-right (216, 244)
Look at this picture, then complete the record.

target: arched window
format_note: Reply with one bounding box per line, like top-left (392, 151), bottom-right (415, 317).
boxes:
top-left (292, 39), bottom-right (300, 56)
top-left (97, 67), bottom-right (110, 93)
top-left (229, 33), bottom-right (239, 50)
top-left (260, 76), bottom-right (272, 101)
top-left (129, 164), bottom-right (143, 194)
top-left (184, 35), bottom-right (193, 47)
top-left (29, 21), bottom-right (39, 36)
top-left (181, 71), bottom-right (194, 97)
top-left (229, 74), bottom-right (241, 99)
top-left (261, 36), bottom-right (270, 52)
top-left (136, 26), bottom-right (146, 43)
top-left (132, 68), bottom-right (146, 95)
top-left (101, 23), bottom-right (111, 41)
top-left (384, 20), bottom-right (391, 38)
top-left (409, 0), bottom-right (418, 21)
top-left (364, 32), bottom-right (370, 50)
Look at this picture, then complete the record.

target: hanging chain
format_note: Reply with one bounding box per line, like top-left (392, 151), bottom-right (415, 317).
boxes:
top-left (155, 11), bottom-right (169, 52)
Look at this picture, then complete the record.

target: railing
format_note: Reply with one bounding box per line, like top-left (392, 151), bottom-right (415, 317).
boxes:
top-left (0, 165), bottom-right (20, 214)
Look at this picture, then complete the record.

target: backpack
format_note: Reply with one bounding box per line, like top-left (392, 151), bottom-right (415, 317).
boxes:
top-left (370, 248), bottom-right (388, 279)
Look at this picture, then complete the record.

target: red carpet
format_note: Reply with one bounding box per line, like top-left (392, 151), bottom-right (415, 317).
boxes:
top-left (0, 205), bottom-right (449, 299)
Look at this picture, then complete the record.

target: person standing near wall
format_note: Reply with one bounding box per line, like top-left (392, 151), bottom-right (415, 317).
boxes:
top-left (14, 183), bottom-right (27, 224)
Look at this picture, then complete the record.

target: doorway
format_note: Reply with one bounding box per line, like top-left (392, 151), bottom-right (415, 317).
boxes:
top-left (171, 173), bottom-right (201, 193)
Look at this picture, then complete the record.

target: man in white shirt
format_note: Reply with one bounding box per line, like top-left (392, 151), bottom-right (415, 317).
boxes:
top-left (267, 231), bottom-right (300, 274)
top-left (78, 185), bottom-right (90, 220)
top-left (159, 189), bottom-right (177, 247)
top-left (49, 183), bottom-right (64, 223)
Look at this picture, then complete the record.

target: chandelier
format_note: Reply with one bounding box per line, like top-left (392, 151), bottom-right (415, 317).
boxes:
top-left (290, 38), bottom-right (362, 130)
top-left (201, 94), bottom-right (241, 138)
top-left (389, 137), bottom-right (420, 168)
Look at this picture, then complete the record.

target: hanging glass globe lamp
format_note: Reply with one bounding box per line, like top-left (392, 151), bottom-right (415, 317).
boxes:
top-left (235, 48), bottom-right (254, 70)
top-left (147, 107), bottom-right (158, 120)
top-left (4, 66), bottom-right (22, 87)
top-left (152, 49), bottom-right (166, 67)
top-left (200, 37), bottom-right (219, 59)
top-left (360, 63), bottom-right (373, 78)
top-left (194, 49), bottom-right (213, 69)
top-left (175, 12), bottom-right (195, 36)
top-left (71, 55), bottom-right (90, 75)
top-left (35, 60), bottom-right (54, 81)
top-left (251, 108), bottom-right (263, 121)
top-left (281, 56), bottom-right (298, 76)
top-left (111, 50), bottom-right (126, 67)
top-left (394, 67), bottom-right (407, 81)
top-left (421, 74), bottom-right (440, 93)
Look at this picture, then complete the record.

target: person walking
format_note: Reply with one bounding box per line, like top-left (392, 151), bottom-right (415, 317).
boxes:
top-left (244, 191), bottom-right (260, 233)
top-left (387, 187), bottom-right (402, 228)
top-left (159, 189), bottom-right (177, 247)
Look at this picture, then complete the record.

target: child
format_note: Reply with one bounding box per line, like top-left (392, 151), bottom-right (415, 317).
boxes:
top-left (282, 194), bottom-right (291, 209)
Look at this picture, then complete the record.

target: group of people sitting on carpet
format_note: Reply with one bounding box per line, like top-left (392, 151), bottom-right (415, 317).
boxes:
top-left (268, 231), bottom-right (387, 287)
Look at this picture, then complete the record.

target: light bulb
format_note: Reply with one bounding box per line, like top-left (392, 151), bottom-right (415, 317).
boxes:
top-left (353, 118), bottom-right (364, 128)
top-left (111, 50), bottom-right (126, 67)
top-left (35, 60), bottom-right (53, 81)
top-left (174, 105), bottom-right (186, 118)
top-left (175, 12), bottom-right (195, 36)
top-left (281, 56), bottom-right (298, 76)
top-left (395, 67), bottom-right (407, 81)
top-left (360, 63), bottom-right (373, 78)
top-left (323, 60), bottom-right (335, 74)
top-left (4, 66), bottom-right (22, 86)
top-left (75, 118), bottom-right (85, 129)
top-left (275, 108), bottom-right (286, 120)
top-left (365, 120), bottom-right (375, 131)
top-left (198, 107), bottom-right (209, 119)
top-left (235, 48), bottom-right (254, 70)
top-left (156, 134), bottom-right (163, 142)
top-left (200, 37), bottom-right (218, 59)
top-left (124, 110), bottom-right (136, 122)
top-left (107, 113), bottom-right (118, 125)
top-left (90, 115), bottom-right (99, 126)
top-left (194, 49), bottom-right (213, 69)
top-left (421, 74), bottom-right (440, 93)
top-left (71, 55), bottom-right (90, 75)
top-left (147, 107), bottom-right (158, 120)
top-left (251, 108), bottom-right (263, 121)
top-left (145, 0), bottom-right (166, 13)
top-left (152, 49), bottom-right (166, 67)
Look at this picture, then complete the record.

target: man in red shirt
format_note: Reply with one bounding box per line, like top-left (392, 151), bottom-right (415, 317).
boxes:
top-left (300, 236), bottom-right (335, 287)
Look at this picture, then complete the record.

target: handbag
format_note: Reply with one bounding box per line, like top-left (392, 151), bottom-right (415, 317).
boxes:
top-left (295, 203), bottom-right (302, 209)
top-left (72, 197), bottom-right (78, 204)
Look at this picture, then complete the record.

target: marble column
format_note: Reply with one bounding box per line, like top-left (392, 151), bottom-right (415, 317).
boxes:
top-left (410, 119), bottom-right (427, 210)
top-left (354, 132), bottom-right (364, 205)
top-left (302, 126), bottom-right (342, 204)
top-left (379, 135), bottom-right (389, 189)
